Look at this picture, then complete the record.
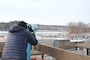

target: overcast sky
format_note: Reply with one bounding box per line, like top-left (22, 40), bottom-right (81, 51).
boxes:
top-left (0, 0), bottom-right (90, 25)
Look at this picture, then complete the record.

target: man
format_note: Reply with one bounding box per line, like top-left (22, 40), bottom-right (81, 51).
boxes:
top-left (1, 21), bottom-right (38, 60)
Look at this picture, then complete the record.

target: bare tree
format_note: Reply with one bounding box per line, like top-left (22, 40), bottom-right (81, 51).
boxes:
top-left (68, 22), bottom-right (77, 34)
top-left (87, 23), bottom-right (90, 33)
top-left (68, 22), bottom-right (88, 35)
top-left (77, 22), bottom-right (87, 34)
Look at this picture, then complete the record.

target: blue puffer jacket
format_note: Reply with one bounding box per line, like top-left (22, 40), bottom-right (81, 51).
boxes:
top-left (1, 25), bottom-right (38, 60)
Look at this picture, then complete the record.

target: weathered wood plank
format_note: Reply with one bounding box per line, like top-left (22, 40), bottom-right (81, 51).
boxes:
top-left (76, 42), bottom-right (90, 48)
top-left (34, 44), bottom-right (90, 60)
top-left (0, 42), bottom-right (5, 52)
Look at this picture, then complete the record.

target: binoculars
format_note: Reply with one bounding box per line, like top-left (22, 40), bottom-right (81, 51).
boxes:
top-left (26, 24), bottom-right (38, 35)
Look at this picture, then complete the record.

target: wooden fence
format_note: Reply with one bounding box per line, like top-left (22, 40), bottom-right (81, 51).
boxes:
top-left (34, 44), bottom-right (90, 60)
top-left (1, 40), bottom-right (90, 60)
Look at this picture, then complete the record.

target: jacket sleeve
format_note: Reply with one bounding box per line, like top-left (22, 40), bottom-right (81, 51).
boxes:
top-left (26, 31), bottom-right (38, 45)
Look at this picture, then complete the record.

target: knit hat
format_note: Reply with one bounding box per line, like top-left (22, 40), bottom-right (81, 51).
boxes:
top-left (18, 21), bottom-right (27, 28)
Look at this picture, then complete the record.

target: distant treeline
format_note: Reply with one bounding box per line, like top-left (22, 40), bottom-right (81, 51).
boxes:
top-left (38, 25), bottom-right (68, 31)
top-left (0, 21), bottom-right (19, 31)
top-left (0, 21), bottom-right (68, 31)
top-left (68, 22), bottom-right (90, 34)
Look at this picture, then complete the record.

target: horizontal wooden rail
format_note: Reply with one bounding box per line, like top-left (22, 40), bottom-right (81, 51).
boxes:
top-left (76, 42), bottom-right (90, 48)
top-left (34, 44), bottom-right (90, 60)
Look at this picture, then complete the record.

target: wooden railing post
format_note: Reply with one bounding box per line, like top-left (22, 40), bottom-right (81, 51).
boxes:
top-left (41, 53), bottom-right (44, 59)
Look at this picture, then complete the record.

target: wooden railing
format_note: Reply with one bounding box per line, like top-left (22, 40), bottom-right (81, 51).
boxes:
top-left (34, 44), bottom-right (90, 60)
top-left (1, 40), bottom-right (90, 60)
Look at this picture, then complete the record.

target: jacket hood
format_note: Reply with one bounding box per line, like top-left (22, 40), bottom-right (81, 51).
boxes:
top-left (8, 25), bottom-right (26, 33)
